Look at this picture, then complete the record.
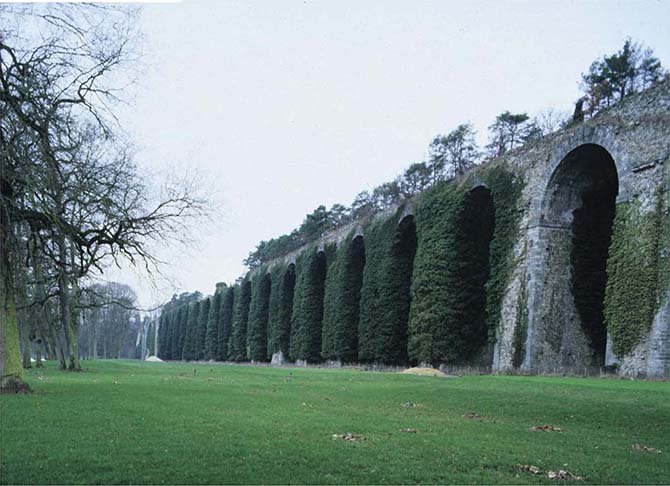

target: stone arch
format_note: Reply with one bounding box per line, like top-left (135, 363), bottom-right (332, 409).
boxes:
top-left (456, 184), bottom-right (495, 361)
top-left (525, 143), bottom-right (619, 371)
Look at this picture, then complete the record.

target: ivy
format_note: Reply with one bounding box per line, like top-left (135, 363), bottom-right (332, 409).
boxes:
top-left (357, 214), bottom-right (398, 363)
top-left (204, 290), bottom-right (222, 361)
top-left (479, 164), bottom-right (525, 341)
top-left (322, 233), bottom-right (366, 362)
top-left (511, 272), bottom-right (528, 368)
top-left (604, 199), bottom-right (663, 356)
top-left (267, 263), bottom-right (295, 358)
top-left (408, 163), bottom-right (523, 366)
top-left (229, 279), bottom-right (252, 361)
top-left (195, 297), bottom-right (210, 360)
top-left (290, 245), bottom-right (334, 362)
top-left (247, 268), bottom-right (271, 362)
top-left (217, 286), bottom-right (235, 361)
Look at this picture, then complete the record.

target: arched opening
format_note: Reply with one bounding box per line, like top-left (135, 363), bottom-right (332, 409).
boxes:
top-left (541, 143), bottom-right (618, 366)
top-left (454, 186), bottom-right (495, 359)
top-left (379, 215), bottom-right (417, 365)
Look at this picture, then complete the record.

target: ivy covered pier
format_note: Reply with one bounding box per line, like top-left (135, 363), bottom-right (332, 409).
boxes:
top-left (158, 81), bottom-right (670, 378)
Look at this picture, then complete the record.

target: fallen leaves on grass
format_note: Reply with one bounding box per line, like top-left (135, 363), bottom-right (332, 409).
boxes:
top-left (400, 428), bottom-right (417, 433)
top-left (516, 464), bottom-right (542, 475)
top-left (632, 444), bottom-right (662, 453)
top-left (547, 470), bottom-right (584, 481)
top-left (516, 465), bottom-right (584, 481)
top-left (531, 424), bottom-right (563, 432)
top-left (463, 412), bottom-right (486, 420)
top-left (332, 433), bottom-right (366, 442)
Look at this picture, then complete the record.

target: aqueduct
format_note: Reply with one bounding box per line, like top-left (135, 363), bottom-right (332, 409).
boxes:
top-left (241, 80), bottom-right (669, 378)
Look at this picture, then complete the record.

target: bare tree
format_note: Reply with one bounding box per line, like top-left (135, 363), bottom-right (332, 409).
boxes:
top-left (1, 5), bottom-right (207, 390)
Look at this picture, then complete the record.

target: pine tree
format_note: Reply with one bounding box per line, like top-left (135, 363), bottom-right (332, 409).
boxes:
top-left (218, 286), bottom-right (235, 360)
top-left (248, 272), bottom-right (271, 362)
top-left (205, 290), bottom-right (222, 360)
top-left (195, 298), bottom-right (210, 360)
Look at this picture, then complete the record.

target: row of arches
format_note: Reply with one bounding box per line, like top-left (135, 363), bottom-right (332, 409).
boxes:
top-left (159, 143), bottom-right (630, 371)
top-left (238, 183), bottom-right (499, 367)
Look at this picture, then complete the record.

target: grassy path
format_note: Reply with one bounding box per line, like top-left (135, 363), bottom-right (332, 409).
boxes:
top-left (1, 360), bottom-right (668, 484)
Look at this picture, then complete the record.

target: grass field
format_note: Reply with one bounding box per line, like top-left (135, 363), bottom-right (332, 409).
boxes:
top-left (1, 360), bottom-right (669, 484)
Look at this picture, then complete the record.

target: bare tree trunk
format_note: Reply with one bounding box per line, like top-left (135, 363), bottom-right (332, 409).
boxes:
top-left (19, 310), bottom-right (31, 369)
top-left (56, 232), bottom-right (74, 370)
top-left (35, 340), bottom-right (43, 368)
top-left (0, 178), bottom-right (29, 393)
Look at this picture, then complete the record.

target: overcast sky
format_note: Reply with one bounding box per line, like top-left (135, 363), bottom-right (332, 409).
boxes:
top-left (110, 0), bottom-right (670, 308)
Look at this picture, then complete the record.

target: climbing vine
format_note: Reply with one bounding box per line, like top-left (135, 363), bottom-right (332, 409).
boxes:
top-left (408, 163), bottom-right (523, 366)
top-left (267, 262), bottom-right (295, 358)
top-left (229, 279), bottom-right (252, 361)
top-left (290, 244), bottom-right (335, 363)
top-left (604, 198), bottom-right (663, 356)
top-left (511, 271), bottom-right (529, 368)
top-left (247, 268), bottom-right (271, 362)
top-left (321, 233), bottom-right (365, 362)
top-left (357, 212), bottom-right (402, 363)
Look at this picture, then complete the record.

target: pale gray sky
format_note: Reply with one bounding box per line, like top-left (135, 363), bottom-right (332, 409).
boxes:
top-left (111, 0), bottom-right (670, 307)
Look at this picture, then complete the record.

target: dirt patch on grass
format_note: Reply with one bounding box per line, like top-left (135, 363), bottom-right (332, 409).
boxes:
top-left (400, 367), bottom-right (447, 377)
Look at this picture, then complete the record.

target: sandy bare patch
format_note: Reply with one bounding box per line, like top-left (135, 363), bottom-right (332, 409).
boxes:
top-left (400, 367), bottom-right (446, 377)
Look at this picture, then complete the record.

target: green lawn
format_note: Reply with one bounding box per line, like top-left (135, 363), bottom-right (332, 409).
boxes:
top-left (1, 360), bottom-right (668, 484)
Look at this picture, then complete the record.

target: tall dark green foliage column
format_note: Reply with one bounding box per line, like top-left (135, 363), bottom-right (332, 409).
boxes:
top-left (247, 270), bottom-right (271, 362)
top-left (182, 301), bottom-right (201, 361)
top-left (218, 286), bottom-right (235, 361)
top-left (229, 280), bottom-right (252, 361)
top-left (267, 263), bottom-right (295, 358)
top-left (322, 234), bottom-right (365, 362)
top-left (205, 291), bottom-right (222, 360)
top-left (195, 298), bottom-right (210, 360)
top-left (358, 216), bottom-right (396, 363)
top-left (290, 246), bottom-right (332, 363)
top-left (157, 313), bottom-right (169, 360)
top-left (376, 215), bottom-right (417, 365)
